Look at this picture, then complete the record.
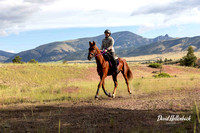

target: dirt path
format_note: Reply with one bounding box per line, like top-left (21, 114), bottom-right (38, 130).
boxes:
top-left (0, 87), bottom-right (200, 133)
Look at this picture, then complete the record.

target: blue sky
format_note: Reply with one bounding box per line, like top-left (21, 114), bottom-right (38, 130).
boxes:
top-left (0, 0), bottom-right (200, 53)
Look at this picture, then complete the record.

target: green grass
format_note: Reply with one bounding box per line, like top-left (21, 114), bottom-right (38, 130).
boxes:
top-left (0, 63), bottom-right (200, 105)
top-left (0, 63), bottom-right (92, 104)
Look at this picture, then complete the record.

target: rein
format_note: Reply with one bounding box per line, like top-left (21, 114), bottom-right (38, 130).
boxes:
top-left (95, 51), bottom-right (106, 57)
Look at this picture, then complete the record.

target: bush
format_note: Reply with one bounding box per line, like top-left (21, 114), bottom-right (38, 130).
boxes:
top-left (156, 58), bottom-right (163, 63)
top-left (148, 63), bottom-right (162, 68)
top-left (28, 59), bottom-right (38, 64)
top-left (164, 58), bottom-right (173, 63)
top-left (197, 58), bottom-right (200, 67)
top-left (154, 73), bottom-right (171, 78)
top-left (63, 60), bottom-right (68, 64)
top-left (12, 56), bottom-right (23, 64)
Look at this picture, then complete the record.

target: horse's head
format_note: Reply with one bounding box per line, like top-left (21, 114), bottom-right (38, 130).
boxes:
top-left (88, 41), bottom-right (97, 60)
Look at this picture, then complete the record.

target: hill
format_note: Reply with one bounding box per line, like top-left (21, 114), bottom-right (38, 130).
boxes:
top-left (0, 50), bottom-right (15, 62)
top-left (124, 36), bottom-right (200, 57)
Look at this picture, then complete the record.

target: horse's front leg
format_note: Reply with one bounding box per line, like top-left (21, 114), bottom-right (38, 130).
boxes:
top-left (95, 75), bottom-right (107, 99)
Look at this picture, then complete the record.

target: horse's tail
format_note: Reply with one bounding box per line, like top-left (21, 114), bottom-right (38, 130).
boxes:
top-left (122, 59), bottom-right (133, 80)
top-left (127, 65), bottom-right (133, 80)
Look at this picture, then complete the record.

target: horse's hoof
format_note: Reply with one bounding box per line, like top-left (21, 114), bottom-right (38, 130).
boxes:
top-left (112, 94), bottom-right (115, 98)
top-left (95, 95), bottom-right (99, 100)
top-left (129, 91), bottom-right (132, 94)
top-left (108, 93), bottom-right (112, 97)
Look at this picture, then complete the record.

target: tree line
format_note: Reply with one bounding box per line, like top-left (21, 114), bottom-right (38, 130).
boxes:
top-left (12, 56), bottom-right (38, 64)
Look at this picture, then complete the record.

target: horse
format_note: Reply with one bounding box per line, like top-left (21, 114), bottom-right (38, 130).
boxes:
top-left (87, 41), bottom-right (133, 99)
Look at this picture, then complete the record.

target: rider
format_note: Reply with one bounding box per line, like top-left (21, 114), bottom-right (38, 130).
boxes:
top-left (100, 29), bottom-right (119, 74)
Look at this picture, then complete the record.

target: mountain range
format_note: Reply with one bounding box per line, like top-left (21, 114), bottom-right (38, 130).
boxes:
top-left (3, 31), bottom-right (200, 62)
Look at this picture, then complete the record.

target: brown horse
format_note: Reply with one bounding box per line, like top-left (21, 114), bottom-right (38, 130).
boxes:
top-left (87, 41), bottom-right (133, 99)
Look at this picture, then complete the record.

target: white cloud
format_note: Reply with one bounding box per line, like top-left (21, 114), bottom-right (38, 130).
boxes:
top-left (131, 0), bottom-right (200, 16)
top-left (131, 0), bottom-right (200, 31)
top-left (0, 30), bottom-right (8, 36)
top-left (6, 50), bottom-right (15, 53)
top-left (0, 0), bottom-right (57, 36)
top-left (1, 0), bottom-right (200, 36)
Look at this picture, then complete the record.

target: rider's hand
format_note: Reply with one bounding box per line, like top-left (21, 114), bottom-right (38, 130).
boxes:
top-left (104, 49), bottom-right (107, 52)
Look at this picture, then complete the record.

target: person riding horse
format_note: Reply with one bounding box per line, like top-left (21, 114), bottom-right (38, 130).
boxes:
top-left (100, 29), bottom-right (119, 74)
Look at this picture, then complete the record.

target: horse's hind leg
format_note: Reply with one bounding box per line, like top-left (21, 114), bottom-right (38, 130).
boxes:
top-left (122, 70), bottom-right (132, 94)
top-left (112, 75), bottom-right (118, 98)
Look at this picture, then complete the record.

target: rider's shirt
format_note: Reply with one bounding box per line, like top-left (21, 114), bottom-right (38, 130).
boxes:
top-left (100, 36), bottom-right (115, 52)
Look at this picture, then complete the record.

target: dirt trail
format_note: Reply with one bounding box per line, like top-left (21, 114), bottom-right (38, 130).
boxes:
top-left (1, 87), bottom-right (200, 133)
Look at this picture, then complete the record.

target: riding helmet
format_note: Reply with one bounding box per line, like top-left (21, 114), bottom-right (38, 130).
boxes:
top-left (104, 29), bottom-right (111, 35)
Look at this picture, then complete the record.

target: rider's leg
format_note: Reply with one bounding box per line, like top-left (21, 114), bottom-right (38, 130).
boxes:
top-left (109, 52), bottom-right (119, 73)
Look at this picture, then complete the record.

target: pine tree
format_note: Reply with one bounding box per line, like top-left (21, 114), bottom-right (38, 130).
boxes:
top-left (180, 46), bottom-right (197, 67)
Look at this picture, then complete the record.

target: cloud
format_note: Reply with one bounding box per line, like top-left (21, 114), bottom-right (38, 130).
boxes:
top-left (0, 5), bottom-right (37, 23)
top-left (0, 0), bottom-right (57, 36)
top-left (24, 0), bottom-right (56, 4)
top-left (131, 0), bottom-right (200, 16)
top-left (0, 4), bottom-right (36, 36)
top-left (6, 50), bottom-right (15, 53)
top-left (1, 0), bottom-right (200, 37)
top-left (130, 0), bottom-right (200, 33)
top-left (0, 30), bottom-right (8, 36)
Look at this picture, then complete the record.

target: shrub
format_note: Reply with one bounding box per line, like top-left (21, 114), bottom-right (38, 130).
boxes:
top-left (154, 73), bottom-right (171, 78)
top-left (148, 63), bottom-right (162, 68)
top-left (163, 58), bottom-right (176, 65)
top-left (12, 56), bottom-right (23, 64)
top-left (63, 60), bottom-right (68, 64)
top-left (28, 59), bottom-right (38, 64)
top-left (164, 58), bottom-right (168, 63)
top-left (164, 58), bottom-right (173, 63)
top-left (156, 58), bottom-right (163, 63)
top-left (197, 58), bottom-right (200, 67)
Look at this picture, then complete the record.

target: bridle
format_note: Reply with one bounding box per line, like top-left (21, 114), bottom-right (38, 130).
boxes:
top-left (88, 47), bottom-right (106, 58)
top-left (88, 47), bottom-right (97, 58)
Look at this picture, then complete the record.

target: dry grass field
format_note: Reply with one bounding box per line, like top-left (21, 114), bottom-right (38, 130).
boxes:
top-left (124, 52), bottom-right (200, 63)
top-left (67, 52), bottom-right (200, 64)
top-left (0, 61), bottom-right (200, 132)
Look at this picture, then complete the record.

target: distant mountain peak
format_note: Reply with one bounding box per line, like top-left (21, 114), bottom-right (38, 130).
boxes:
top-left (153, 34), bottom-right (173, 42)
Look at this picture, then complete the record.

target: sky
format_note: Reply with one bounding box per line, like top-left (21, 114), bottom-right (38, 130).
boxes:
top-left (0, 0), bottom-right (200, 53)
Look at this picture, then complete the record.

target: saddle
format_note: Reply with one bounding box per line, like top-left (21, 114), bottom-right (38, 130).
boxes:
top-left (103, 52), bottom-right (119, 68)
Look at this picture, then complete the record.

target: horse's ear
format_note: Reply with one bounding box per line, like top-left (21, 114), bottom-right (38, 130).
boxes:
top-left (89, 41), bottom-right (91, 45)
top-left (93, 41), bottom-right (96, 45)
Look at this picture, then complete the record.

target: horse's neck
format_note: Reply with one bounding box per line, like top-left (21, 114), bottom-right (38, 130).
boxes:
top-left (95, 47), bottom-right (105, 66)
